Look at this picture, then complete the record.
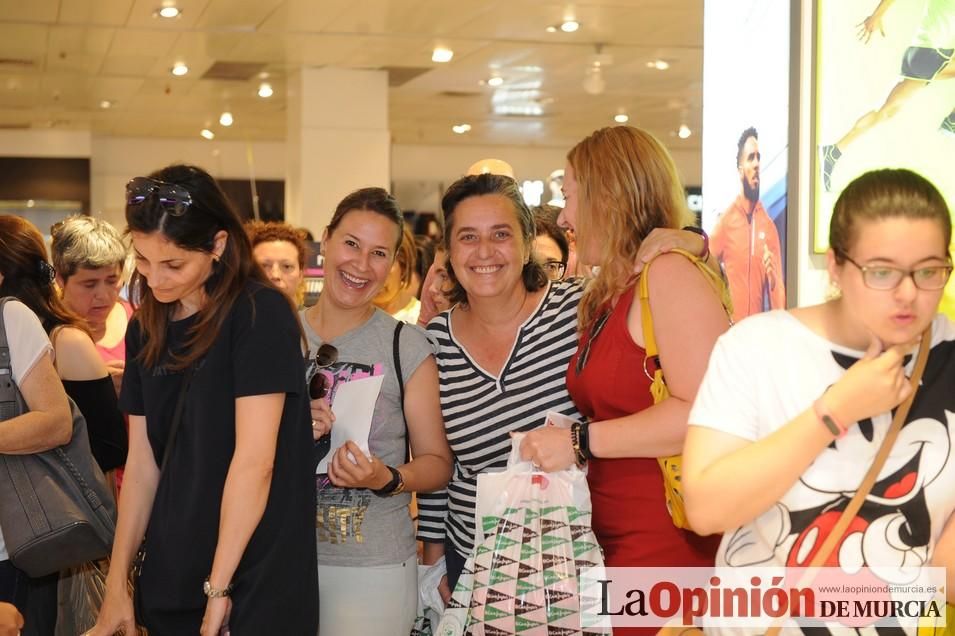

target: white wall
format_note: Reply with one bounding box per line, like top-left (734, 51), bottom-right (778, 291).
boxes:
top-left (392, 143), bottom-right (702, 186)
top-left (89, 136), bottom-right (286, 227)
top-left (0, 129), bottom-right (91, 157)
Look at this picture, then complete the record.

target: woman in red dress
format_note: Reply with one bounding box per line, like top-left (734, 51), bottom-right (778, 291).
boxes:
top-left (521, 126), bottom-right (728, 634)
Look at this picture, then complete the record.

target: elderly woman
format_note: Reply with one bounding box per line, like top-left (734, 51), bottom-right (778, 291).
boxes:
top-left (51, 215), bottom-right (131, 396)
top-left (415, 173), bottom-right (584, 597)
top-left (246, 221), bottom-right (308, 306)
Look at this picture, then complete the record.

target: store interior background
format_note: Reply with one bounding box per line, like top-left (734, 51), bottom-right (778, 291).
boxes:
top-left (0, 0), bottom-right (893, 307)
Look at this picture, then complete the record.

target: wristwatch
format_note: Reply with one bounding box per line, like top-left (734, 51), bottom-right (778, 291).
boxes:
top-left (203, 577), bottom-right (234, 598)
top-left (373, 466), bottom-right (406, 497)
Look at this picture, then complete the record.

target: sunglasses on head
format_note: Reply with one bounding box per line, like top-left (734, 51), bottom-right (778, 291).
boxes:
top-left (308, 344), bottom-right (339, 399)
top-left (126, 176), bottom-right (193, 216)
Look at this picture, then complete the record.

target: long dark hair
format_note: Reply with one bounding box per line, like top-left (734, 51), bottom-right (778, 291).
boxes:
top-left (0, 214), bottom-right (89, 336)
top-left (127, 164), bottom-right (276, 370)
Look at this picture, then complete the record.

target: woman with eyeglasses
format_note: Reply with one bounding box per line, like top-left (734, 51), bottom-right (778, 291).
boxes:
top-left (518, 127), bottom-right (728, 633)
top-left (533, 210), bottom-right (570, 282)
top-left (302, 187), bottom-right (451, 635)
top-left (88, 165), bottom-right (317, 636)
top-left (681, 169), bottom-right (955, 633)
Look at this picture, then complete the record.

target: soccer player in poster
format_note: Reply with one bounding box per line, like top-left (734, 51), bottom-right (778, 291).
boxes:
top-left (821, 0), bottom-right (955, 191)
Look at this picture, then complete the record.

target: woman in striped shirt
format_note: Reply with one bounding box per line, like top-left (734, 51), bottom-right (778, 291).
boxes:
top-left (416, 173), bottom-right (585, 598)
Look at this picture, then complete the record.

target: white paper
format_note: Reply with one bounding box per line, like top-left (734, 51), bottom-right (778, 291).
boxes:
top-left (316, 374), bottom-right (384, 474)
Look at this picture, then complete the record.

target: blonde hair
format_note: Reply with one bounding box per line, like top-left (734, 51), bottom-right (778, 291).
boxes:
top-left (568, 126), bottom-right (693, 330)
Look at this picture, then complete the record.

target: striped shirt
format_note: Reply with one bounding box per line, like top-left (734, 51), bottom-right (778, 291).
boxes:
top-left (416, 279), bottom-right (583, 557)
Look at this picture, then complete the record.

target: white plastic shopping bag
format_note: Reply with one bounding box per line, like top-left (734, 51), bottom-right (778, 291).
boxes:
top-left (437, 433), bottom-right (611, 635)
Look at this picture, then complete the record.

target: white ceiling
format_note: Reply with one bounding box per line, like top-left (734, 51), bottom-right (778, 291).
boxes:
top-left (0, 0), bottom-right (703, 149)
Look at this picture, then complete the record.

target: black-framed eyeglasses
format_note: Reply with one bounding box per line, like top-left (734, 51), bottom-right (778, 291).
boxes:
top-left (575, 311), bottom-right (611, 375)
top-left (308, 344), bottom-right (339, 399)
top-left (542, 260), bottom-right (567, 282)
top-left (126, 176), bottom-right (193, 216)
top-left (840, 253), bottom-right (953, 291)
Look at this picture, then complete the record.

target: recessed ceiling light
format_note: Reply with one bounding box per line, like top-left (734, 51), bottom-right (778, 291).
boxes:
top-left (432, 47), bottom-right (454, 63)
top-left (545, 25), bottom-right (558, 33)
top-left (200, 128), bottom-right (215, 140)
top-left (257, 82), bottom-right (273, 98)
top-left (219, 111), bottom-right (233, 126)
top-left (171, 62), bottom-right (189, 76)
top-left (487, 76), bottom-right (504, 87)
top-left (647, 59), bottom-right (670, 71)
top-left (156, 6), bottom-right (180, 18)
top-left (560, 20), bottom-right (580, 33)
top-left (452, 124), bottom-right (471, 134)
top-left (99, 100), bottom-right (114, 109)
top-left (678, 124), bottom-right (692, 139)
top-left (614, 113), bottom-right (629, 124)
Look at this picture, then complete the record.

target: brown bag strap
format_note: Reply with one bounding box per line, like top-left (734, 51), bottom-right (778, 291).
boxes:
top-left (763, 326), bottom-right (932, 636)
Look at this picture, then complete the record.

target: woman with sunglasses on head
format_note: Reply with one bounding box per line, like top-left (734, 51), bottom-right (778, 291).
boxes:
top-left (682, 169), bottom-right (955, 633)
top-left (518, 127), bottom-right (728, 633)
top-left (302, 187), bottom-right (451, 635)
top-left (88, 165), bottom-right (317, 636)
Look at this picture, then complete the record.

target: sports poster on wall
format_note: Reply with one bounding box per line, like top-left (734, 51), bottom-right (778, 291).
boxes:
top-left (814, 0), bottom-right (955, 314)
top-left (702, 0), bottom-right (790, 322)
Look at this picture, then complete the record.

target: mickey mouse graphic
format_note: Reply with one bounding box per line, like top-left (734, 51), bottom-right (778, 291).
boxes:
top-left (721, 351), bottom-right (954, 634)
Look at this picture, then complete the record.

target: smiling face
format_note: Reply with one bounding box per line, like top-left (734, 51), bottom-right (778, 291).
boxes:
top-left (447, 194), bottom-right (530, 302)
top-left (253, 239), bottom-right (304, 297)
top-left (131, 230), bottom-right (223, 310)
top-left (59, 264), bottom-right (122, 326)
top-left (321, 208), bottom-right (400, 312)
top-left (829, 217), bottom-right (949, 347)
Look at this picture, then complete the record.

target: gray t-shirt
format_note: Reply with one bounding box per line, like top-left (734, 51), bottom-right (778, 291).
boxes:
top-left (301, 307), bottom-right (433, 567)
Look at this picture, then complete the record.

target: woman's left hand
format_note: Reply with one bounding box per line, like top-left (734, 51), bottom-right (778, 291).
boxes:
top-left (519, 427), bottom-right (576, 472)
top-left (200, 596), bottom-right (232, 636)
top-left (327, 440), bottom-right (390, 490)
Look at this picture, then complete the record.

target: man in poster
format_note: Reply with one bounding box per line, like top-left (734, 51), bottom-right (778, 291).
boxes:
top-left (711, 127), bottom-right (786, 322)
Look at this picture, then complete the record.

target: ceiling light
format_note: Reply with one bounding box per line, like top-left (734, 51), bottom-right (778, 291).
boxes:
top-left (545, 25), bottom-right (558, 33)
top-left (156, 6), bottom-right (180, 18)
top-left (171, 62), bottom-right (189, 76)
top-left (582, 67), bottom-right (605, 95)
top-left (487, 76), bottom-right (504, 87)
top-left (678, 124), bottom-right (692, 139)
top-left (647, 59), bottom-right (670, 71)
top-left (219, 111), bottom-right (233, 126)
top-left (200, 128), bottom-right (215, 140)
top-left (257, 82), bottom-right (273, 98)
top-left (432, 47), bottom-right (454, 63)
top-left (614, 113), bottom-right (629, 124)
top-left (99, 100), bottom-right (114, 109)
top-left (452, 124), bottom-right (471, 134)
top-left (560, 20), bottom-right (580, 33)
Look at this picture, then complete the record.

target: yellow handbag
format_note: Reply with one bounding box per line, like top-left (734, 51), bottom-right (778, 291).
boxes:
top-left (637, 248), bottom-right (732, 531)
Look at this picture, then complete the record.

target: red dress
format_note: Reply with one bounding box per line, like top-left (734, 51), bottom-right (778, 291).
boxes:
top-left (567, 287), bottom-right (720, 634)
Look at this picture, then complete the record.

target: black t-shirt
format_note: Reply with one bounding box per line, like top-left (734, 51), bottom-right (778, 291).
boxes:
top-left (121, 282), bottom-right (317, 635)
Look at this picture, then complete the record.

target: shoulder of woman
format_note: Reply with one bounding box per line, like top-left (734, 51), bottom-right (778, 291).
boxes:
top-left (53, 326), bottom-right (109, 381)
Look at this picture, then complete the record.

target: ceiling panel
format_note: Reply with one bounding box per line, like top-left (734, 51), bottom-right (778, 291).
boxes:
top-left (58, 0), bottom-right (135, 27)
top-left (0, 0), bottom-right (59, 24)
top-left (0, 0), bottom-right (704, 147)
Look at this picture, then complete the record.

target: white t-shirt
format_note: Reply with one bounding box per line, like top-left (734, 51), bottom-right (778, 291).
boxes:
top-left (0, 299), bottom-right (54, 561)
top-left (689, 310), bottom-right (955, 635)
